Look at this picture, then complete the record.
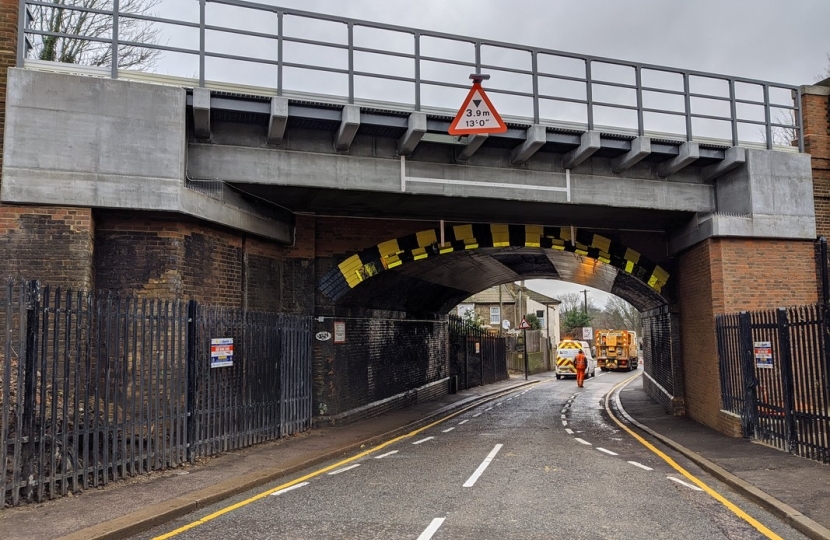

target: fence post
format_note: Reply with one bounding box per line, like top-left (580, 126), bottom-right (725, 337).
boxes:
top-left (20, 280), bottom-right (39, 501)
top-left (776, 308), bottom-right (797, 453)
top-left (819, 237), bottom-right (829, 309)
top-left (463, 329), bottom-right (468, 390)
top-left (185, 300), bottom-right (197, 462)
top-left (739, 311), bottom-right (758, 438)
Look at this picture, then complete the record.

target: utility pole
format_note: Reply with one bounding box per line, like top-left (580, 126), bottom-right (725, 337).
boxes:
top-left (580, 289), bottom-right (588, 314)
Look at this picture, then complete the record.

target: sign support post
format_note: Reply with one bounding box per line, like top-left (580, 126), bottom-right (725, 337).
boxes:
top-left (519, 316), bottom-right (532, 380)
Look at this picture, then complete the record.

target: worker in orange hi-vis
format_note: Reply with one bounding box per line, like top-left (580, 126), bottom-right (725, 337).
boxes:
top-left (574, 349), bottom-right (588, 388)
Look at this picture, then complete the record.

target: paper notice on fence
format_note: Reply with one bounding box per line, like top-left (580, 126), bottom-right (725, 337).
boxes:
top-left (754, 341), bottom-right (773, 369)
top-left (211, 337), bottom-right (234, 368)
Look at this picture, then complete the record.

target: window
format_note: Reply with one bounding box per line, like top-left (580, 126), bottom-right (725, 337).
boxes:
top-left (490, 306), bottom-right (501, 324)
top-left (536, 310), bottom-right (545, 319)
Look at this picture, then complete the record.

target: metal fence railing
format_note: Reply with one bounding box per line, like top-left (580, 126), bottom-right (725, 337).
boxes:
top-left (0, 281), bottom-right (312, 507)
top-left (717, 306), bottom-right (830, 463)
top-left (18, 0), bottom-right (803, 151)
top-left (448, 315), bottom-right (507, 391)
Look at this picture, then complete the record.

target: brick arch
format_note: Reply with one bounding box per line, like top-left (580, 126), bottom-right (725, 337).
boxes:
top-left (319, 223), bottom-right (670, 309)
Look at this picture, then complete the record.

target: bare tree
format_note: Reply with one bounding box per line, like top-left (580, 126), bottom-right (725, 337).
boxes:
top-left (765, 54), bottom-right (830, 147)
top-left (29, 0), bottom-right (162, 70)
top-left (596, 296), bottom-right (641, 332)
top-left (817, 53), bottom-right (830, 82)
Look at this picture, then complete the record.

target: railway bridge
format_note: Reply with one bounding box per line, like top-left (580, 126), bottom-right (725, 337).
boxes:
top-left (1, 0), bottom-right (829, 435)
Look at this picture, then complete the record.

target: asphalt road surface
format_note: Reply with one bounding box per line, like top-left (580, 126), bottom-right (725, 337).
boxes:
top-left (135, 370), bottom-right (808, 540)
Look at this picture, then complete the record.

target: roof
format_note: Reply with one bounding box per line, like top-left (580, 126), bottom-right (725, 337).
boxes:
top-left (525, 288), bottom-right (561, 306)
top-left (461, 283), bottom-right (561, 305)
top-left (463, 284), bottom-right (518, 304)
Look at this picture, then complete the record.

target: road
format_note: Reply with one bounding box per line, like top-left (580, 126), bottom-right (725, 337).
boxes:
top-left (135, 370), bottom-right (808, 540)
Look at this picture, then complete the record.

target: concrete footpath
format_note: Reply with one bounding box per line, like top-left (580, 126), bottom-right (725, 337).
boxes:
top-left (0, 374), bottom-right (828, 540)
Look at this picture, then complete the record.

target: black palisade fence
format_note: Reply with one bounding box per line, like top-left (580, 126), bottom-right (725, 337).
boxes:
top-left (448, 315), bottom-right (507, 390)
top-left (717, 305), bottom-right (830, 463)
top-left (0, 281), bottom-right (311, 507)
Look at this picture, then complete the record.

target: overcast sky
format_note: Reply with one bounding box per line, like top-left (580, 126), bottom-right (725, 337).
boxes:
top-left (233, 0), bottom-right (829, 85)
top-left (148, 0), bottom-right (829, 307)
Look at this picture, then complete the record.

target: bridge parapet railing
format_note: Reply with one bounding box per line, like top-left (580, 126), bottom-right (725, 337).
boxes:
top-left (18, 0), bottom-right (803, 152)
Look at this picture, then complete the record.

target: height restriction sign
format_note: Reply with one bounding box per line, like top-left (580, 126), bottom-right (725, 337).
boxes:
top-left (448, 82), bottom-right (508, 135)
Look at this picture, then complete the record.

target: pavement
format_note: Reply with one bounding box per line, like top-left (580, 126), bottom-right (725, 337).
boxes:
top-left (0, 372), bottom-right (828, 540)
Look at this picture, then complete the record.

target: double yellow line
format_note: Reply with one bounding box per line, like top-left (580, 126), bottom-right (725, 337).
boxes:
top-left (605, 374), bottom-right (784, 540)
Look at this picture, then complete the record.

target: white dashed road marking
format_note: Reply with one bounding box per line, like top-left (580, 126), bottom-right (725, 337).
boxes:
top-left (565, 428), bottom-right (574, 435)
top-left (473, 413), bottom-right (482, 417)
top-left (463, 444), bottom-right (504, 488)
top-left (597, 448), bottom-right (618, 456)
top-left (628, 461), bottom-right (653, 471)
top-left (413, 437), bottom-right (435, 445)
top-left (458, 419), bottom-right (469, 425)
top-left (328, 464), bottom-right (361, 475)
top-left (668, 477), bottom-right (704, 491)
top-left (442, 427), bottom-right (455, 433)
top-left (374, 450), bottom-right (398, 459)
top-left (574, 438), bottom-right (592, 446)
top-left (270, 482), bottom-right (309, 495)
top-left (417, 518), bottom-right (446, 540)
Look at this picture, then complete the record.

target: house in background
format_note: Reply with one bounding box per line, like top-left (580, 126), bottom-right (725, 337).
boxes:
top-left (456, 283), bottom-right (561, 343)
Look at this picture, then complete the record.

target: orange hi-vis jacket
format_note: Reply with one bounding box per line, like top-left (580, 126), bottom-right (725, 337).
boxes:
top-left (574, 352), bottom-right (587, 370)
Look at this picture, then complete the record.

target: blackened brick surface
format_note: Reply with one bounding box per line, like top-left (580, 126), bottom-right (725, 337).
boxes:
top-left (94, 212), bottom-right (312, 310)
top-left (313, 316), bottom-right (448, 417)
top-left (0, 207), bottom-right (94, 288)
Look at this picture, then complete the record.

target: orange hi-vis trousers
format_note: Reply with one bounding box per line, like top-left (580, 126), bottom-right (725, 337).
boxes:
top-left (576, 368), bottom-right (586, 387)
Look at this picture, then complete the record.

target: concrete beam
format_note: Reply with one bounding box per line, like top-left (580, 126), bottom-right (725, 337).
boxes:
top-left (267, 96), bottom-right (288, 145)
top-left (509, 125), bottom-right (546, 166)
top-left (702, 146), bottom-right (746, 182)
top-left (335, 104), bottom-right (361, 152)
top-left (192, 87), bottom-right (211, 140)
top-left (658, 141), bottom-right (700, 178)
top-left (456, 134), bottom-right (488, 162)
top-left (563, 131), bottom-right (601, 169)
top-left (611, 136), bottom-right (651, 173)
top-left (397, 112), bottom-right (427, 156)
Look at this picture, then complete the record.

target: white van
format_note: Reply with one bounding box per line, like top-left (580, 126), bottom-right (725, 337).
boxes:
top-left (554, 339), bottom-right (596, 380)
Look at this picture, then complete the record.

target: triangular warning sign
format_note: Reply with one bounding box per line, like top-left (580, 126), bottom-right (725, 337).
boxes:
top-left (448, 83), bottom-right (508, 135)
top-left (519, 317), bottom-right (532, 330)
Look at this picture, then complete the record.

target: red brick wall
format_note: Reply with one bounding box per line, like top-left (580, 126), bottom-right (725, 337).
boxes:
top-left (678, 237), bottom-right (818, 430)
top-left (803, 88), bottom-right (830, 236)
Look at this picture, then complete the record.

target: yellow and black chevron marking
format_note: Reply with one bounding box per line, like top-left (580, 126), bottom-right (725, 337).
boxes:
top-left (556, 358), bottom-right (576, 372)
top-left (555, 340), bottom-right (583, 372)
top-left (319, 224), bottom-right (670, 301)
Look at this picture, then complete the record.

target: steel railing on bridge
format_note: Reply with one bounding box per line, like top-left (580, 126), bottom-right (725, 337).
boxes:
top-left (18, 0), bottom-right (803, 151)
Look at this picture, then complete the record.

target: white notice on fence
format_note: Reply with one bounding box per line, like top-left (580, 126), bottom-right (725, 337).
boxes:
top-left (754, 341), bottom-right (773, 369)
top-left (211, 338), bottom-right (234, 368)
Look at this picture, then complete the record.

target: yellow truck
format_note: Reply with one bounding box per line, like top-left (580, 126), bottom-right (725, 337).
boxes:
top-left (594, 330), bottom-right (638, 371)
